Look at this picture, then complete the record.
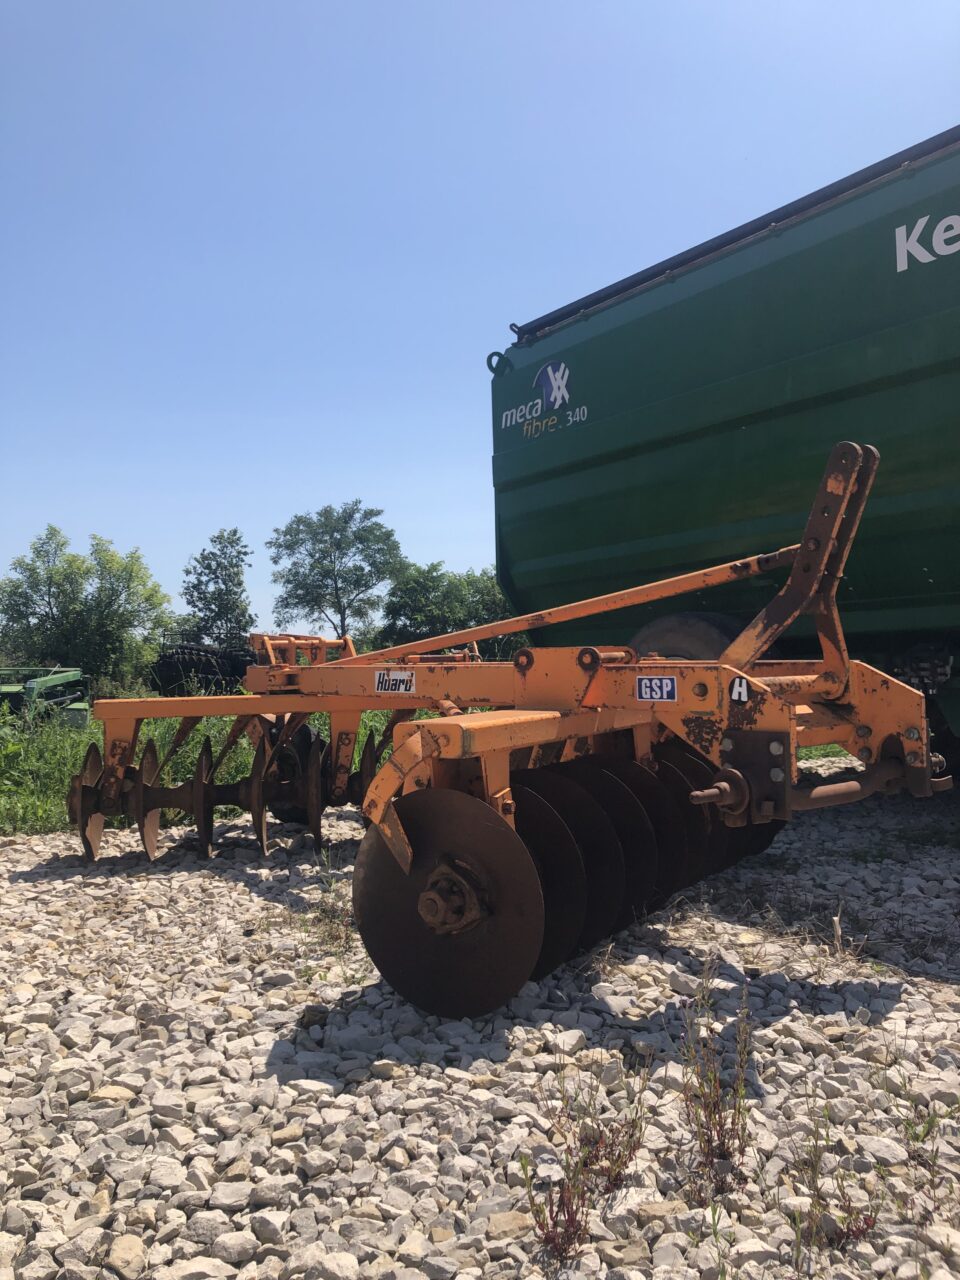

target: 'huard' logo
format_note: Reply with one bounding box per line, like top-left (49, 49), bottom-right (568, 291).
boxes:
top-left (375, 669), bottom-right (415, 694)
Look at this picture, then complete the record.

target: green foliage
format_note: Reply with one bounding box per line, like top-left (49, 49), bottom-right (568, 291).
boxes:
top-left (376, 563), bottom-right (525, 659)
top-left (0, 526), bottom-right (170, 687)
top-left (0, 700), bottom-right (411, 837)
top-left (522, 1059), bottom-right (648, 1264)
top-left (268, 500), bottom-right (403, 640)
top-left (0, 702), bottom-right (260, 836)
top-left (0, 714), bottom-right (23, 795)
top-left (182, 528), bottom-right (255, 645)
top-left (0, 706), bottom-right (100, 834)
top-left (681, 961), bottom-right (752, 1203)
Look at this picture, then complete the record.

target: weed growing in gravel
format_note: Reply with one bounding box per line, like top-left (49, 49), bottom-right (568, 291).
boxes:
top-left (575, 938), bottom-right (622, 984)
top-left (705, 1200), bottom-right (736, 1280)
top-left (522, 1056), bottom-right (648, 1263)
top-left (786, 1090), bottom-right (888, 1268)
top-left (296, 892), bottom-right (356, 980)
top-left (834, 1167), bottom-right (887, 1248)
top-left (680, 961), bottom-right (752, 1202)
top-left (520, 1147), bottom-right (590, 1263)
top-left (556, 1060), bottom-right (649, 1194)
top-left (894, 1098), bottom-right (959, 1221)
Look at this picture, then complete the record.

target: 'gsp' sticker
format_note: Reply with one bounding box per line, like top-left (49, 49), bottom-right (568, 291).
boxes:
top-left (729, 676), bottom-right (750, 704)
top-left (375, 669), bottom-right (416, 694)
top-left (636, 675), bottom-right (677, 702)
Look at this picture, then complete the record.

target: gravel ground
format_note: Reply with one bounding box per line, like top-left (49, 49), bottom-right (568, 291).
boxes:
top-left (2, 770), bottom-right (960, 1280)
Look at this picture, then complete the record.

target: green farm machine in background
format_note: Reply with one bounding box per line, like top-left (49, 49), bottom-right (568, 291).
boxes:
top-left (0, 668), bottom-right (90, 725)
top-left (490, 125), bottom-right (960, 757)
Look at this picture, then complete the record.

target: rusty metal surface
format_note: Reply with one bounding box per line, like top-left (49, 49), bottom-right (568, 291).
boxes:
top-left (791, 760), bottom-right (904, 810)
top-left (351, 789), bottom-right (544, 1018)
top-left (720, 442), bottom-right (872, 673)
top-left (69, 442), bottom-right (946, 893)
top-left (510, 780), bottom-right (589, 975)
top-left (62, 439), bottom-right (956, 1020)
top-left (332, 545), bottom-right (800, 667)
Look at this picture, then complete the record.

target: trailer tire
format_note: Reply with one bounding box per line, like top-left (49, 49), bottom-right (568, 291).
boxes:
top-left (630, 612), bottom-right (786, 860)
top-left (628, 612), bottom-right (746, 661)
top-left (150, 644), bottom-right (257, 696)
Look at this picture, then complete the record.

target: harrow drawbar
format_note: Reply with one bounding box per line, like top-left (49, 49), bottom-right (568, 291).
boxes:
top-left (68, 443), bottom-right (951, 1017)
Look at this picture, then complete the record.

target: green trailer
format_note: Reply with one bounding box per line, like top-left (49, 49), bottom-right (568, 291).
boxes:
top-left (490, 125), bottom-right (960, 741)
top-left (0, 668), bottom-right (90, 725)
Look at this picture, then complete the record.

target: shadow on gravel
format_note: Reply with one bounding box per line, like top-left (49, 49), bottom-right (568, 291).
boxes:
top-left (7, 820), bottom-right (361, 916)
top-left (12, 791), bottom-right (946, 1096)
top-left (677, 787), bottom-right (960, 986)
top-left (261, 934), bottom-right (903, 1109)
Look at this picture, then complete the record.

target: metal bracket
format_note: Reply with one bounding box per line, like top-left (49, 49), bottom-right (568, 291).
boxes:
top-left (720, 442), bottom-right (878, 681)
top-left (721, 729), bottom-right (792, 822)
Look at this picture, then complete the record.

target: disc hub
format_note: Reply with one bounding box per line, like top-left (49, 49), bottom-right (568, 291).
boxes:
top-left (417, 862), bottom-right (487, 934)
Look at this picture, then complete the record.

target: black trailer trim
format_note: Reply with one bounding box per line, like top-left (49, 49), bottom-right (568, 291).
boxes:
top-left (512, 124), bottom-right (960, 345)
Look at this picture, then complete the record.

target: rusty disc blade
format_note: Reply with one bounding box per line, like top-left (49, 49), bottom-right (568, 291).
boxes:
top-left (74, 742), bottom-right (104, 861)
top-left (305, 735), bottom-right (329, 851)
top-left (359, 729), bottom-right (377, 790)
top-left (519, 766), bottom-right (625, 951)
top-left (135, 739), bottom-right (162, 860)
top-left (654, 757), bottom-right (711, 887)
top-left (248, 737), bottom-right (269, 854)
top-left (726, 819), bottom-right (786, 863)
top-left (656, 741), bottom-right (731, 875)
top-left (352, 789), bottom-right (544, 1018)
top-left (556, 760), bottom-right (652, 931)
top-left (355, 729), bottom-right (378, 829)
top-left (599, 758), bottom-right (682, 902)
top-left (265, 721), bottom-right (313, 825)
top-left (192, 737), bottom-right (215, 857)
top-left (511, 775), bottom-right (587, 977)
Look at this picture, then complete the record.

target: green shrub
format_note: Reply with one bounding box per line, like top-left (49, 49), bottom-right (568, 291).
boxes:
top-left (0, 700), bottom-right (422, 837)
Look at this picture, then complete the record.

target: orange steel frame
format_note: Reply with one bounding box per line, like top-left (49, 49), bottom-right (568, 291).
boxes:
top-left (89, 444), bottom-right (943, 867)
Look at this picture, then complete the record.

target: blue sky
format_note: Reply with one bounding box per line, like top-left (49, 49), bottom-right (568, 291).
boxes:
top-left (1, 3), bottom-right (958, 629)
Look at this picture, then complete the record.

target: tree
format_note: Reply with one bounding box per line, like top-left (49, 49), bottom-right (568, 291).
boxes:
top-left (0, 526), bottom-right (170, 685)
top-left (376, 563), bottom-right (523, 659)
top-left (182, 528), bottom-right (255, 645)
top-left (267, 500), bottom-right (403, 638)
top-left (460, 567), bottom-right (526, 660)
top-left (377, 563), bottom-right (469, 646)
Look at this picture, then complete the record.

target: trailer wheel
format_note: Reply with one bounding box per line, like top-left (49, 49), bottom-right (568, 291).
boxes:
top-left (629, 612), bottom-right (785, 860)
top-left (628, 611), bottom-right (745, 660)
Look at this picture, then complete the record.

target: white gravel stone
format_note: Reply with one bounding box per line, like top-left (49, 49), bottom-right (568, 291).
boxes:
top-left (106, 1235), bottom-right (147, 1278)
top-left (1, 792), bottom-right (959, 1280)
top-left (282, 1248), bottom-right (360, 1280)
top-left (156, 1261), bottom-right (238, 1280)
top-left (548, 1028), bottom-right (587, 1055)
top-left (250, 1210), bottom-right (288, 1244)
top-left (210, 1231), bottom-right (258, 1265)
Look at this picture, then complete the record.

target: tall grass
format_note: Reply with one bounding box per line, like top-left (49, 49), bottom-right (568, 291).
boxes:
top-left (0, 708), bottom-right (101, 835)
top-left (0, 701), bottom-right (407, 837)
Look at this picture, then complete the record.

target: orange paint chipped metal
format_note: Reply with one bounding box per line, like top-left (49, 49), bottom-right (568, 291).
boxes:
top-left (70, 442), bottom-right (948, 876)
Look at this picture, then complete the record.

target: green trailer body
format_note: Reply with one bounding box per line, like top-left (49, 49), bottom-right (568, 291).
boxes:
top-left (490, 126), bottom-right (960, 725)
top-left (0, 668), bottom-right (90, 724)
